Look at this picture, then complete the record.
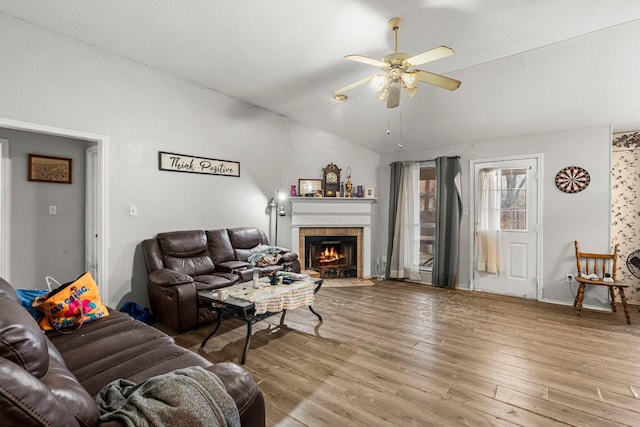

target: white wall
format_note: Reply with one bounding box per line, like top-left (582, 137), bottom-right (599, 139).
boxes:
top-left (380, 125), bottom-right (613, 308)
top-left (0, 14), bottom-right (379, 307)
top-left (6, 130), bottom-right (86, 286)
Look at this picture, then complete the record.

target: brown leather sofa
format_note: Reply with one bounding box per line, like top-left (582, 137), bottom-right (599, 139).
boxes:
top-left (142, 226), bottom-right (300, 333)
top-left (0, 277), bottom-right (265, 427)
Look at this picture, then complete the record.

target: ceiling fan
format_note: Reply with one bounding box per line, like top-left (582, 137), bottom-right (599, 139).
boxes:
top-left (332, 17), bottom-right (461, 108)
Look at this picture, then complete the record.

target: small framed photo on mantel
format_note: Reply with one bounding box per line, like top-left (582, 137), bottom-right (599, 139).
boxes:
top-left (298, 179), bottom-right (323, 197)
top-left (28, 154), bottom-right (72, 184)
top-left (365, 187), bottom-right (375, 198)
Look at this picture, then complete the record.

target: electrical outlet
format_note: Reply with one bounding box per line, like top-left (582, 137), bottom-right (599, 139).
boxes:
top-left (566, 273), bottom-right (574, 283)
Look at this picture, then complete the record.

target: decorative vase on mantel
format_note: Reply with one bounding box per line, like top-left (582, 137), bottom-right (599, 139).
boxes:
top-left (356, 185), bottom-right (364, 198)
top-left (345, 168), bottom-right (353, 198)
top-left (290, 185), bottom-right (297, 197)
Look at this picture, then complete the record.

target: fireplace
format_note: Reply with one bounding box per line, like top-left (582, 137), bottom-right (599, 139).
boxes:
top-left (298, 226), bottom-right (363, 278)
top-left (290, 198), bottom-right (375, 278)
top-left (305, 236), bottom-right (357, 278)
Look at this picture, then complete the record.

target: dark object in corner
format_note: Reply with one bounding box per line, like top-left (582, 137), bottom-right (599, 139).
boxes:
top-left (120, 301), bottom-right (156, 325)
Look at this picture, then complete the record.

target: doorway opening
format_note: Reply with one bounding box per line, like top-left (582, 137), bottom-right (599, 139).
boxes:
top-left (0, 118), bottom-right (108, 296)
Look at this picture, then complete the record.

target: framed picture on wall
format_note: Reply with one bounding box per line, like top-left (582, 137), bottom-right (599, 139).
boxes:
top-left (28, 154), bottom-right (72, 184)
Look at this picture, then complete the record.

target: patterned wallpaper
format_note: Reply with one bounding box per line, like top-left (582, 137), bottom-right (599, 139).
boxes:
top-left (612, 131), bottom-right (640, 303)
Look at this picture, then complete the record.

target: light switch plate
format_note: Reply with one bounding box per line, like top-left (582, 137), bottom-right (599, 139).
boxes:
top-left (49, 205), bottom-right (57, 215)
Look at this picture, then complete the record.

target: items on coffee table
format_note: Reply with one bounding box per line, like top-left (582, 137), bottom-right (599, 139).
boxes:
top-left (199, 273), bottom-right (322, 364)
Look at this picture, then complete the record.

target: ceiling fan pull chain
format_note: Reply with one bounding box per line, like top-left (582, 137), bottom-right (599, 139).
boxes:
top-left (398, 109), bottom-right (403, 148)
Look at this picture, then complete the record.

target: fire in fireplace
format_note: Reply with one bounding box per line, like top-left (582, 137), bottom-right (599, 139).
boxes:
top-left (318, 246), bottom-right (343, 264)
top-left (305, 236), bottom-right (357, 278)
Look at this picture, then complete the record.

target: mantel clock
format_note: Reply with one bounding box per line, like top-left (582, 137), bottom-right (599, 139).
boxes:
top-left (322, 163), bottom-right (341, 197)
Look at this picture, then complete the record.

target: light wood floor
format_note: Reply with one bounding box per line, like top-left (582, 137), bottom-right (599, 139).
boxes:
top-left (160, 280), bottom-right (640, 426)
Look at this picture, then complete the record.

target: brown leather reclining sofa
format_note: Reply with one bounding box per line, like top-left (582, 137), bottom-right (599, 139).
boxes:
top-left (142, 226), bottom-right (300, 333)
top-left (0, 277), bottom-right (265, 426)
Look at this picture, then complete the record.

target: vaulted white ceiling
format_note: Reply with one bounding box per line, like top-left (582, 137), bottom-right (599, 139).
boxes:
top-left (1, 1), bottom-right (639, 152)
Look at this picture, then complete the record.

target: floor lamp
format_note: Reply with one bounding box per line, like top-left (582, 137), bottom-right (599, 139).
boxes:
top-left (270, 190), bottom-right (286, 246)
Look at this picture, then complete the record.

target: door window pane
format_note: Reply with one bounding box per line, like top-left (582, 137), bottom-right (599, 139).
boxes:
top-left (500, 168), bottom-right (527, 230)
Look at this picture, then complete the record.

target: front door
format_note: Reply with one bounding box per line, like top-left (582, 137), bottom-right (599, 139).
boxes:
top-left (471, 156), bottom-right (541, 299)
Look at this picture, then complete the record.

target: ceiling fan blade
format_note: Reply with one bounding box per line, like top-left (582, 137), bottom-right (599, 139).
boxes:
top-left (415, 70), bottom-right (461, 91)
top-left (387, 80), bottom-right (401, 108)
top-left (345, 54), bottom-right (389, 69)
top-left (332, 75), bottom-right (375, 99)
top-left (406, 46), bottom-right (455, 67)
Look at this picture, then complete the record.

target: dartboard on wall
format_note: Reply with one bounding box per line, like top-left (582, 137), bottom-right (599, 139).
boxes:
top-left (555, 166), bottom-right (591, 193)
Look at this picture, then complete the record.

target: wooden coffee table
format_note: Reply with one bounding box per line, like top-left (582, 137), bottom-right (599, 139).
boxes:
top-left (198, 275), bottom-right (322, 364)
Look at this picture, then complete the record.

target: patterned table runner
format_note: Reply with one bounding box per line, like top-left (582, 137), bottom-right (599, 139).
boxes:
top-left (228, 279), bottom-right (317, 315)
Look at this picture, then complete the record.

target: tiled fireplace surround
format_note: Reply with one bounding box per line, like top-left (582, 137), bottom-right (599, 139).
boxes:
top-left (299, 227), bottom-right (363, 278)
top-left (290, 198), bottom-right (374, 278)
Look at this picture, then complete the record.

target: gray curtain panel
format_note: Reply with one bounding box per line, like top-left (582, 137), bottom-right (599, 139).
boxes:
top-left (433, 156), bottom-right (462, 288)
top-left (385, 161), bottom-right (403, 279)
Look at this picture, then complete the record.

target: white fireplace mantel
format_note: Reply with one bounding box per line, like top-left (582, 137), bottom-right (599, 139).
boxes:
top-left (290, 198), bottom-right (376, 278)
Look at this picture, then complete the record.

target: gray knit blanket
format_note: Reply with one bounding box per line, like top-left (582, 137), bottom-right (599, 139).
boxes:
top-left (95, 366), bottom-right (240, 427)
top-left (248, 244), bottom-right (286, 267)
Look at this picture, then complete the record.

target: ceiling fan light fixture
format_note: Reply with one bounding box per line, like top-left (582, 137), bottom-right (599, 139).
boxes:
top-left (401, 72), bottom-right (417, 88)
top-left (334, 93), bottom-right (348, 101)
top-left (371, 74), bottom-right (388, 91)
top-left (377, 87), bottom-right (389, 101)
top-left (405, 86), bottom-right (419, 98)
top-left (389, 68), bottom-right (402, 80)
